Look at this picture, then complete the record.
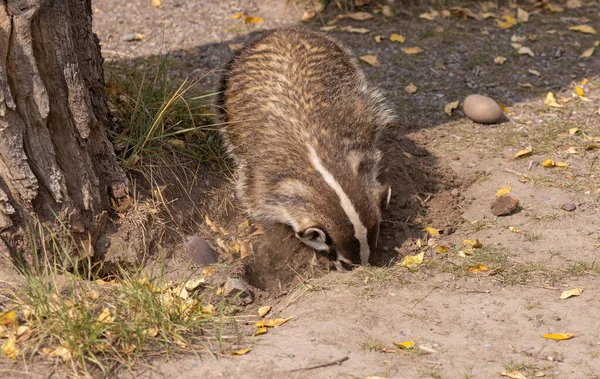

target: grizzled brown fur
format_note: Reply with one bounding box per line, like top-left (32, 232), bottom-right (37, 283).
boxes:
top-left (218, 28), bottom-right (395, 267)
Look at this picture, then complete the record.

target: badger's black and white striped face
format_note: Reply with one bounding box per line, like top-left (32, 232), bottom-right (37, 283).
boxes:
top-left (291, 143), bottom-right (391, 270)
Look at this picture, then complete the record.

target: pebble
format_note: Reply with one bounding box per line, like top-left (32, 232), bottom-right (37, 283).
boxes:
top-left (490, 195), bottom-right (520, 216)
top-left (451, 189), bottom-right (460, 197)
top-left (561, 203), bottom-right (576, 212)
top-left (224, 278), bottom-right (254, 304)
top-left (463, 94), bottom-right (503, 124)
top-left (186, 236), bottom-right (217, 265)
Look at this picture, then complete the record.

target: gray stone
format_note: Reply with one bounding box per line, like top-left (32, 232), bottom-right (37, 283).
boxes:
top-left (224, 278), bottom-right (254, 304)
top-left (561, 203), bottom-right (576, 212)
top-left (463, 94), bottom-right (503, 124)
top-left (186, 236), bottom-right (217, 265)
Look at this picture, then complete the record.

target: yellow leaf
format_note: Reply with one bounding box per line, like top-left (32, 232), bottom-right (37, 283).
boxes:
top-left (575, 85), bottom-right (585, 97)
top-left (494, 56), bottom-right (507, 65)
top-left (580, 78), bottom-right (588, 86)
top-left (542, 159), bottom-right (555, 167)
top-left (465, 263), bottom-right (488, 273)
top-left (424, 227), bottom-right (440, 236)
top-left (555, 161), bottom-right (569, 168)
top-left (517, 8), bottom-right (529, 23)
top-left (184, 278), bottom-right (205, 291)
top-left (359, 55), bottom-right (381, 67)
top-left (152, 0), bottom-right (161, 7)
top-left (569, 127), bottom-right (580, 135)
top-left (496, 186), bottom-right (511, 197)
top-left (230, 12), bottom-right (243, 19)
top-left (581, 47), bottom-right (595, 58)
top-left (402, 46), bottom-right (424, 54)
top-left (528, 69), bottom-right (541, 76)
top-left (398, 252), bottom-right (424, 268)
top-left (253, 327), bottom-right (268, 336)
top-left (568, 25), bottom-right (597, 35)
top-left (514, 145), bottom-right (533, 158)
top-left (500, 105), bottom-right (509, 112)
top-left (405, 83), bottom-right (417, 94)
top-left (541, 333), bottom-right (573, 341)
top-left (96, 308), bottom-right (113, 325)
top-left (390, 33), bottom-right (405, 43)
top-left (392, 340), bottom-right (415, 349)
top-left (258, 306), bottom-right (271, 318)
top-left (444, 101), bottom-right (460, 116)
top-left (496, 21), bottom-right (515, 29)
top-left (595, 40), bottom-right (600, 47)
top-left (559, 288), bottom-right (583, 300)
top-left (501, 372), bottom-right (528, 379)
top-left (518, 46), bottom-right (535, 57)
top-left (42, 346), bottom-right (72, 362)
top-left (374, 35), bottom-right (383, 43)
top-left (2, 335), bottom-right (19, 359)
top-left (244, 16), bottom-right (263, 24)
top-left (436, 245), bottom-right (450, 254)
top-left (508, 226), bottom-right (527, 234)
top-left (419, 11), bottom-right (439, 21)
top-left (255, 318), bottom-right (291, 328)
top-left (544, 92), bottom-right (563, 108)
top-left (230, 346), bottom-right (251, 355)
top-left (142, 328), bottom-right (159, 337)
top-left (203, 267), bottom-right (217, 277)
top-left (464, 239), bottom-right (483, 248)
top-left (0, 311), bottom-right (17, 326)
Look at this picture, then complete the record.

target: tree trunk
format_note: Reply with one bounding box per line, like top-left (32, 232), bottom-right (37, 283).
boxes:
top-left (0, 0), bottom-right (127, 261)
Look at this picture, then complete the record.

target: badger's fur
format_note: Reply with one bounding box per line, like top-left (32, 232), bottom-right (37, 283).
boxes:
top-left (218, 28), bottom-right (395, 268)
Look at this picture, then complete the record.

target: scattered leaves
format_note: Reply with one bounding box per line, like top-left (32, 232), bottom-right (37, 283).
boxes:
top-left (541, 159), bottom-right (569, 168)
top-left (514, 145), bottom-right (533, 158)
top-left (152, 0), bottom-right (161, 8)
top-left (465, 263), bottom-right (488, 273)
top-left (398, 252), bottom-right (424, 269)
top-left (253, 327), bottom-right (268, 336)
top-left (255, 318), bottom-right (291, 328)
top-left (518, 46), bottom-right (535, 57)
top-left (96, 308), bottom-right (113, 325)
top-left (402, 47), bottom-right (424, 54)
top-left (405, 83), bottom-right (417, 94)
top-left (496, 15), bottom-right (517, 29)
top-left (42, 346), bottom-right (72, 362)
top-left (230, 347), bottom-right (251, 355)
top-left (544, 92), bottom-right (563, 108)
top-left (559, 288), bottom-right (583, 300)
top-left (390, 33), bottom-right (405, 43)
top-left (340, 26), bottom-right (370, 34)
top-left (496, 186), bottom-right (511, 197)
top-left (258, 306), bottom-right (272, 318)
top-left (2, 335), bottom-right (19, 359)
top-left (419, 11), bottom-right (439, 21)
top-left (347, 12), bottom-right (373, 21)
top-left (230, 13), bottom-right (243, 19)
top-left (541, 333), bottom-right (573, 341)
top-left (436, 245), bottom-right (450, 254)
top-left (464, 239), bottom-right (483, 249)
top-left (494, 56), bottom-right (507, 65)
top-left (0, 311), bottom-right (17, 326)
top-left (424, 227), bottom-right (440, 236)
top-left (359, 55), bottom-right (381, 67)
top-left (392, 340), bottom-right (415, 349)
top-left (244, 16), bottom-right (264, 24)
top-left (581, 47), bottom-right (595, 58)
top-left (517, 8), bottom-right (529, 23)
top-left (568, 25), bottom-right (597, 35)
top-left (444, 101), bottom-right (460, 116)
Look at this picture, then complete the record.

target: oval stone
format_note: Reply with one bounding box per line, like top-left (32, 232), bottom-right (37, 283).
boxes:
top-left (463, 94), bottom-right (503, 124)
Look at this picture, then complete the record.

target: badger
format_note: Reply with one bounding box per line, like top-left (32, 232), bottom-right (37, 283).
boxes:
top-left (218, 28), bottom-right (395, 269)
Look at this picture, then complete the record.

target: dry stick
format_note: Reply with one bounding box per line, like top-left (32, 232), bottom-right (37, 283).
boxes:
top-left (504, 168), bottom-right (528, 178)
top-left (289, 356), bottom-right (349, 372)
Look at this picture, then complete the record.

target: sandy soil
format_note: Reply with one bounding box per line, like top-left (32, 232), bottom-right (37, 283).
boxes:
top-left (1, 0), bottom-right (599, 378)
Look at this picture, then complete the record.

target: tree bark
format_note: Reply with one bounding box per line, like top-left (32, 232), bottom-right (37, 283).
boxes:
top-left (0, 0), bottom-right (127, 260)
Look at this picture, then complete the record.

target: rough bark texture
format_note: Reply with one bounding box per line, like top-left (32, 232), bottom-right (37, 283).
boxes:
top-left (0, 0), bottom-right (127, 260)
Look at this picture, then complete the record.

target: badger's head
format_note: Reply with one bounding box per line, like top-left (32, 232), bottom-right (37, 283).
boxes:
top-left (280, 144), bottom-right (391, 270)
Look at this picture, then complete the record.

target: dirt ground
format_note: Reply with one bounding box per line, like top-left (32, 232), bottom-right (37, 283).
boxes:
top-left (3, 0), bottom-right (600, 378)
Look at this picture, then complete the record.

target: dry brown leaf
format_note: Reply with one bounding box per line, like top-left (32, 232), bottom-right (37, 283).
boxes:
top-left (518, 46), bottom-right (535, 57)
top-left (568, 25), bottom-right (597, 35)
top-left (359, 55), bottom-right (381, 67)
top-left (494, 56), bottom-right (507, 65)
top-left (518, 83), bottom-right (533, 88)
top-left (340, 26), bottom-right (370, 34)
top-left (374, 35), bottom-right (383, 43)
top-left (559, 288), bottom-right (583, 300)
top-left (566, 0), bottom-right (583, 8)
top-left (390, 33), bottom-right (405, 43)
top-left (419, 11), bottom-right (439, 21)
top-left (320, 26), bottom-right (337, 32)
top-left (405, 83), bottom-right (417, 94)
top-left (464, 239), bottom-right (483, 249)
top-left (581, 47), bottom-right (595, 57)
top-left (42, 346), bottom-right (72, 362)
top-left (402, 46), bottom-right (424, 54)
top-left (347, 12), bottom-right (374, 21)
top-left (444, 101), bottom-right (459, 116)
top-left (528, 69), bottom-right (541, 76)
top-left (544, 92), bottom-right (563, 108)
top-left (517, 8), bottom-right (529, 22)
top-left (301, 10), bottom-right (316, 22)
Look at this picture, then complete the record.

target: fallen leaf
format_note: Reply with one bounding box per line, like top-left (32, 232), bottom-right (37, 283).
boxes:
top-left (581, 47), bottom-right (595, 58)
top-left (96, 308), bottom-right (113, 325)
top-left (464, 239), bottom-right (483, 248)
top-left (152, 0), bottom-right (161, 8)
top-left (230, 12), bottom-right (243, 19)
top-left (301, 10), bottom-right (316, 22)
top-left (0, 325), bottom-right (8, 338)
top-left (392, 340), bottom-right (415, 349)
top-left (42, 346), bottom-right (72, 362)
top-left (230, 346), bottom-right (251, 355)
top-left (514, 145), bottom-right (533, 158)
top-left (575, 85), bottom-right (585, 97)
top-left (419, 11), bottom-right (439, 21)
top-left (340, 26), bottom-right (370, 34)
top-left (444, 101), bottom-right (460, 116)
top-left (518, 46), bottom-right (535, 57)
top-left (398, 252), bottom-right (424, 268)
top-left (541, 333), bottom-right (573, 341)
top-left (508, 226), bottom-right (527, 234)
top-left (184, 278), bottom-right (205, 291)
top-left (544, 92), bottom-right (563, 108)
top-left (374, 35), bottom-right (383, 43)
top-left (424, 227), bottom-right (440, 236)
top-left (494, 56), bottom-right (507, 65)
top-left (381, 5), bottom-right (394, 17)
top-left (542, 159), bottom-right (569, 168)
top-left (320, 26), bottom-right (337, 31)
top-left (496, 186), bottom-right (511, 197)
top-left (496, 15), bottom-right (517, 29)
top-left (519, 82), bottom-right (533, 88)
top-left (2, 335), bottom-right (19, 359)
top-left (244, 16), bottom-right (264, 24)
top-left (390, 33), bottom-right (405, 43)
top-left (258, 306), bottom-right (272, 318)
top-left (465, 263), bottom-right (488, 273)
top-left (347, 12), bottom-right (373, 21)
top-left (405, 83), bottom-right (417, 94)
top-left (569, 127), bottom-right (580, 135)
top-left (402, 46), bottom-right (424, 54)
top-left (528, 69), bottom-right (541, 76)
top-left (566, 0), bottom-right (583, 8)
top-left (559, 288), bottom-right (583, 300)
top-left (142, 328), bottom-right (159, 337)
top-left (253, 327), bottom-right (268, 336)
top-left (595, 41), bottom-right (600, 47)
top-left (437, 245), bottom-right (450, 254)
top-left (0, 311), bottom-right (17, 326)
top-left (568, 25), bottom-right (597, 35)
top-left (255, 318), bottom-right (291, 328)
top-left (517, 8), bottom-right (529, 22)
top-left (501, 372), bottom-right (528, 379)
top-left (359, 55), bottom-right (381, 67)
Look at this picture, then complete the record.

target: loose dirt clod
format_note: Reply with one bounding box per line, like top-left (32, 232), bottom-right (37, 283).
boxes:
top-left (561, 203), bottom-right (577, 212)
top-left (490, 195), bottom-right (520, 216)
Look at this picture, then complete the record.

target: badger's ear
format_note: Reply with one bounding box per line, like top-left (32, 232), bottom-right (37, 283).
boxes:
top-left (376, 184), bottom-right (391, 210)
top-left (296, 227), bottom-right (329, 252)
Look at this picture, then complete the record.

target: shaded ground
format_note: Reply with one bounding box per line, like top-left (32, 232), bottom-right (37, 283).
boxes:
top-left (2, 0), bottom-right (600, 378)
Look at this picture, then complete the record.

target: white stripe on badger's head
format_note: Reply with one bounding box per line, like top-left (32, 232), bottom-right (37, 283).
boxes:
top-left (304, 143), bottom-right (370, 265)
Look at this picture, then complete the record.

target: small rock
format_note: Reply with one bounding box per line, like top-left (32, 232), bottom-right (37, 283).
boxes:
top-left (463, 94), bottom-right (504, 124)
top-left (450, 189), bottom-right (460, 197)
top-left (122, 32), bottom-right (143, 42)
top-left (561, 203), bottom-right (576, 212)
top-left (224, 278), bottom-right (254, 304)
top-left (490, 195), bottom-right (520, 216)
top-left (186, 236), bottom-right (217, 265)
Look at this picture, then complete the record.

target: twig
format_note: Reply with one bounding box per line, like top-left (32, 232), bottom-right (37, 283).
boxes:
top-left (289, 356), bottom-right (349, 372)
top-left (504, 168), bottom-right (528, 178)
top-left (464, 289), bottom-right (490, 294)
top-left (411, 286), bottom-right (438, 310)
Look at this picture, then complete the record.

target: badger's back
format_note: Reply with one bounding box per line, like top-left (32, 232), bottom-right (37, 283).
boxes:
top-left (219, 28), bottom-right (394, 265)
